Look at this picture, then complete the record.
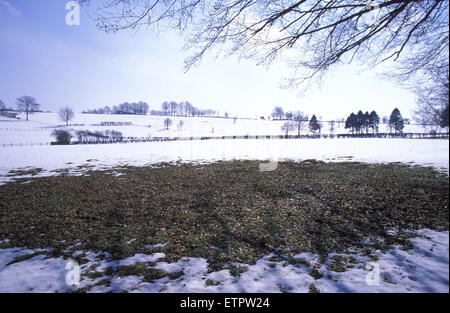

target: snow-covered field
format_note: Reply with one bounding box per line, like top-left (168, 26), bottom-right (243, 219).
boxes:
top-left (0, 113), bottom-right (448, 293)
top-left (1, 137), bottom-right (448, 185)
top-left (0, 113), bottom-right (448, 184)
top-left (0, 229), bottom-right (447, 293)
top-left (0, 112), bottom-right (447, 145)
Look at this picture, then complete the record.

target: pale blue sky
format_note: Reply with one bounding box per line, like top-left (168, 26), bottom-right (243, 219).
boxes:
top-left (0, 0), bottom-right (417, 119)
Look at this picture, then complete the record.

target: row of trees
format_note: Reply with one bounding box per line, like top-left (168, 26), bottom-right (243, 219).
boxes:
top-left (82, 101), bottom-right (149, 115)
top-left (80, 100), bottom-right (220, 117)
top-left (345, 109), bottom-right (406, 134)
top-left (280, 112), bottom-right (320, 136)
top-left (160, 101), bottom-right (219, 117)
top-left (52, 129), bottom-right (125, 145)
top-left (279, 109), bottom-right (406, 135)
top-left (345, 111), bottom-right (380, 134)
top-left (75, 130), bottom-right (124, 143)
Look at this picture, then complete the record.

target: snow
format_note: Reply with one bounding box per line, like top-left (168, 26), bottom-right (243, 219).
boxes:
top-left (118, 253), bottom-right (165, 266)
top-left (0, 113), bottom-right (448, 292)
top-left (0, 112), bottom-right (447, 146)
top-left (0, 229), bottom-right (447, 293)
top-left (0, 248), bottom-right (70, 293)
top-left (1, 138), bottom-right (448, 185)
top-left (1, 112), bottom-right (447, 184)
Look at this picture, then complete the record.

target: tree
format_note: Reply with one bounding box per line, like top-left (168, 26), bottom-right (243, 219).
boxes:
top-left (281, 121), bottom-right (296, 137)
top-left (0, 100), bottom-right (5, 111)
top-left (164, 118), bottom-right (172, 130)
top-left (356, 110), bottom-right (365, 134)
top-left (389, 108), bottom-right (404, 134)
top-left (285, 112), bottom-right (294, 120)
top-left (440, 103), bottom-right (449, 129)
top-left (185, 101), bottom-right (193, 116)
top-left (369, 111), bottom-right (380, 134)
top-left (58, 106), bottom-right (75, 126)
top-left (16, 96), bottom-right (40, 121)
top-left (272, 106), bottom-right (284, 120)
top-left (363, 111), bottom-right (370, 134)
top-left (162, 101), bottom-right (170, 116)
top-left (414, 69), bottom-right (449, 128)
top-left (178, 101), bottom-right (185, 116)
top-left (293, 111), bottom-right (308, 136)
top-left (177, 120), bottom-right (185, 131)
top-left (169, 101), bottom-right (178, 116)
top-left (329, 120), bottom-right (336, 134)
top-left (345, 113), bottom-right (357, 134)
top-left (82, 0), bottom-right (448, 90)
top-left (309, 115), bottom-right (320, 133)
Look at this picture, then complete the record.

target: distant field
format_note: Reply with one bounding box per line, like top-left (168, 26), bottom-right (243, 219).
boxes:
top-left (0, 112), bottom-right (446, 145)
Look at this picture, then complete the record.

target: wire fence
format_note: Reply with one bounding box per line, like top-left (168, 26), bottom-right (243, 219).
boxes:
top-left (2, 132), bottom-right (448, 147)
top-left (1, 142), bottom-right (51, 147)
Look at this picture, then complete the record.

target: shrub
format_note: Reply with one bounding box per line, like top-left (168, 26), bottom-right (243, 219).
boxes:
top-left (75, 130), bottom-right (123, 143)
top-left (52, 129), bottom-right (72, 145)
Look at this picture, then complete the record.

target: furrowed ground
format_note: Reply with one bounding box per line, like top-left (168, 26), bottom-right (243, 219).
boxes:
top-left (0, 160), bottom-right (448, 275)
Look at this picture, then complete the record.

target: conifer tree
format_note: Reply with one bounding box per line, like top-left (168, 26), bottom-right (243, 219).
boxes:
top-left (309, 115), bottom-right (320, 133)
top-left (389, 108), bottom-right (405, 134)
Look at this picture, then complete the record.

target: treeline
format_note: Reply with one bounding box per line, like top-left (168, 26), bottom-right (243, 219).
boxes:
top-left (75, 130), bottom-right (124, 143)
top-left (345, 110), bottom-right (380, 134)
top-left (344, 108), bottom-right (406, 134)
top-left (158, 101), bottom-right (219, 117)
top-left (82, 101), bottom-right (149, 115)
top-left (280, 113), bottom-right (323, 136)
top-left (51, 129), bottom-right (125, 145)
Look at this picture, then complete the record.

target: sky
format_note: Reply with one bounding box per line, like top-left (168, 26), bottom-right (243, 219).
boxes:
top-left (0, 0), bottom-right (418, 120)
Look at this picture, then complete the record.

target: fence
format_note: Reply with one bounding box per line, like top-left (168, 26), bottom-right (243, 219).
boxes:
top-left (1, 142), bottom-right (50, 147)
top-left (2, 132), bottom-right (448, 147)
top-left (57, 132), bottom-right (450, 145)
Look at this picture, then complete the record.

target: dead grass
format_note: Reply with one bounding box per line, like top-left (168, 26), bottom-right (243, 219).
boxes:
top-left (0, 160), bottom-right (448, 270)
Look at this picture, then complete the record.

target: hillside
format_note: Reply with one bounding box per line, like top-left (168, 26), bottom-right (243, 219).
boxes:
top-left (0, 112), bottom-right (446, 146)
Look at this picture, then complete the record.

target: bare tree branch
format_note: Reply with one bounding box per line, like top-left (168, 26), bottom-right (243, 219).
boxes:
top-left (81, 0), bottom-right (449, 90)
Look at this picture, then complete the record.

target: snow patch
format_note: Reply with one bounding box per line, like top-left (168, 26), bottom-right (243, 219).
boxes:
top-left (0, 230), bottom-right (447, 293)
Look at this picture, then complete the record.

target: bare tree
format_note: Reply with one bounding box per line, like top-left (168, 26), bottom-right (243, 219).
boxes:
top-left (81, 0), bottom-right (448, 89)
top-left (16, 96), bottom-right (40, 121)
top-left (413, 68), bottom-right (449, 128)
top-left (169, 101), bottom-right (178, 116)
top-left (329, 120), bottom-right (336, 134)
top-left (161, 101), bottom-right (170, 115)
top-left (272, 106), bottom-right (284, 120)
top-left (164, 118), bottom-right (172, 130)
top-left (59, 106), bottom-right (75, 126)
top-left (177, 120), bottom-right (185, 130)
top-left (293, 111), bottom-right (308, 136)
top-left (281, 121), bottom-right (296, 136)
